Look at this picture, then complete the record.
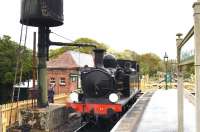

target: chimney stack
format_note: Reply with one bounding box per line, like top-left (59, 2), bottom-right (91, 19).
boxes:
top-left (93, 49), bottom-right (105, 67)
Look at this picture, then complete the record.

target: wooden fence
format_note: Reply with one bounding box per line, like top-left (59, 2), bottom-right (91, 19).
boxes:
top-left (0, 94), bottom-right (68, 132)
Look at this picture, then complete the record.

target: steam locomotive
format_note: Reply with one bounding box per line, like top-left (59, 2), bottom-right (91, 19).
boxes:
top-left (67, 49), bottom-right (141, 122)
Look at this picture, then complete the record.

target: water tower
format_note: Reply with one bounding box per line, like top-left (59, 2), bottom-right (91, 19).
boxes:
top-left (20, 0), bottom-right (64, 107)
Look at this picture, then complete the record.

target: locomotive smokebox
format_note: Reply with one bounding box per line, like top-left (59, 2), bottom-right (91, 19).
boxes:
top-left (20, 0), bottom-right (63, 27)
top-left (93, 49), bottom-right (105, 67)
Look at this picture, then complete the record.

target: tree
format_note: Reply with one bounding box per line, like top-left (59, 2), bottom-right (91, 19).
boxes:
top-left (49, 37), bottom-right (109, 58)
top-left (73, 38), bottom-right (98, 54)
top-left (182, 64), bottom-right (194, 79)
top-left (139, 53), bottom-right (163, 76)
top-left (108, 49), bottom-right (139, 61)
top-left (0, 35), bottom-right (32, 104)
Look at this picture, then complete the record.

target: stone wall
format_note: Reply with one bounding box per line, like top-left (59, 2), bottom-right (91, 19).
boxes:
top-left (19, 104), bottom-right (79, 132)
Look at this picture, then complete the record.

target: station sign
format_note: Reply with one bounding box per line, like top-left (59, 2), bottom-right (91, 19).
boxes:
top-left (180, 35), bottom-right (194, 63)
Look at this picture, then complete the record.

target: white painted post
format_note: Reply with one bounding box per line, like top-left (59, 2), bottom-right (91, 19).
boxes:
top-left (193, 2), bottom-right (200, 132)
top-left (176, 33), bottom-right (184, 132)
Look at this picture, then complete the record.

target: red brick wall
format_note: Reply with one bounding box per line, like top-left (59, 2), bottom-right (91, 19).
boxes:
top-left (47, 69), bottom-right (78, 95)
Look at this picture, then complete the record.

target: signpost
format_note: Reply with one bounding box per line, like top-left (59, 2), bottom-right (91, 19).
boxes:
top-left (164, 52), bottom-right (168, 90)
top-left (176, 33), bottom-right (184, 132)
top-left (193, 2), bottom-right (200, 131)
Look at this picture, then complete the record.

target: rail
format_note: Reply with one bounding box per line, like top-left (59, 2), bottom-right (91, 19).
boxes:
top-left (0, 93), bottom-right (68, 132)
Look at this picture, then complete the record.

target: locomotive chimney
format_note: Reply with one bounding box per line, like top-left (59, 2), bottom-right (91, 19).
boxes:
top-left (93, 49), bottom-right (105, 67)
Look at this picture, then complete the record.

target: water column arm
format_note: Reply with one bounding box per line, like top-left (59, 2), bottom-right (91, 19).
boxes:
top-left (50, 41), bottom-right (97, 48)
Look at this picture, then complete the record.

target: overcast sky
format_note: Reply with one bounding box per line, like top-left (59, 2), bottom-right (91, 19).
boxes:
top-left (0, 0), bottom-right (196, 59)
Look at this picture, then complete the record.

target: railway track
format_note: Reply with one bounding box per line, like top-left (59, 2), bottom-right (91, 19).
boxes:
top-left (74, 122), bottom-right (90, 132)
top-left (75, 121), bottom-right (114, 132)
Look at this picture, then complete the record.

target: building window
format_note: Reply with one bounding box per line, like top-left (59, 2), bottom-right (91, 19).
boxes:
top-left (60, 77), bottom-right (66, 85)
top-left (50, 78), bottom-right (55, 84)
top-left (70, 74), bottom-right (78, 82)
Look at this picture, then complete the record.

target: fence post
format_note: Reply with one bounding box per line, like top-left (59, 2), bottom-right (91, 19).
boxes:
top-left (0, 106), bottom-right (2, 132)
top-left (176, 33), bottom-right (184, 132)
top-left (193, 2), bottom-right (200, 132)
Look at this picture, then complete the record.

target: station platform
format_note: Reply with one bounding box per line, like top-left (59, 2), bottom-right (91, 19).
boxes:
top-left (111, 89), bottom-right (195, 132)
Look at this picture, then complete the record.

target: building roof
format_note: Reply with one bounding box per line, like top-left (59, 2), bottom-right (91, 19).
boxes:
top-left (47, 51), bottom-right (94, 69)
top-left (69, 51), bottom-right (94, 67)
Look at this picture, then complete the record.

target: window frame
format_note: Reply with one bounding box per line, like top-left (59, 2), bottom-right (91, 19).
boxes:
top-left (59, 77), bottom-right (66, 86)
top-left (50, 77), bottom-right (56, 85)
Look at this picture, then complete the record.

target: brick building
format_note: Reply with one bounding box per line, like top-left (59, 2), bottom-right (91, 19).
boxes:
top-left (47, 51), bottom-right (94, 95)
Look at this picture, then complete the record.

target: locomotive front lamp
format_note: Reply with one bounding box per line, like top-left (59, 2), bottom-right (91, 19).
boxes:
top-left (69, 92), bottom-right (79, 102)
top-left (109, 93), bottom-right (119, 103)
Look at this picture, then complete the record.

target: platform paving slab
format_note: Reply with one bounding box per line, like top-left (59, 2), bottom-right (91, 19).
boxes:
top-left (136, 89), bottom-right (195, 132)
top-left (111, 91), bottom-right (155, 132)
top-left (111, 89), bottom-right (195, 132)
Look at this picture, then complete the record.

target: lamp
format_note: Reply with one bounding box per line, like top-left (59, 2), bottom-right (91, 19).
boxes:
top-left (164, 52), bottom-right (168, 90)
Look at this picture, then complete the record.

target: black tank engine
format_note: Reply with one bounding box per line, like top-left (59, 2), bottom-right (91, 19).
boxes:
top-left (68, 49), bottom-right (140, 120)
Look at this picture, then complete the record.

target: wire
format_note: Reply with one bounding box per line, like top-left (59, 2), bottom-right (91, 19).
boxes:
top-left (51, 31), bottom-right (74, 42)
top-left (17, 26), bottom-right (28, 102)
top-left (9, 24), bottom-right (24, 125)
top-left (50, 31), bottom-right (97, 50)
top-left (13, 24), bottom-right (24, 93)
top-left (9, 0), bottom-right (30, 125)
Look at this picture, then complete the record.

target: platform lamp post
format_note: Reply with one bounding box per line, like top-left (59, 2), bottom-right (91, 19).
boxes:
top-left (164, 52), bottom-right (168, 90)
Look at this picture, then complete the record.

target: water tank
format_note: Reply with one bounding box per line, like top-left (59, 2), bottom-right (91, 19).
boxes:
top-left (20, 0), bottom-right (63, 27)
